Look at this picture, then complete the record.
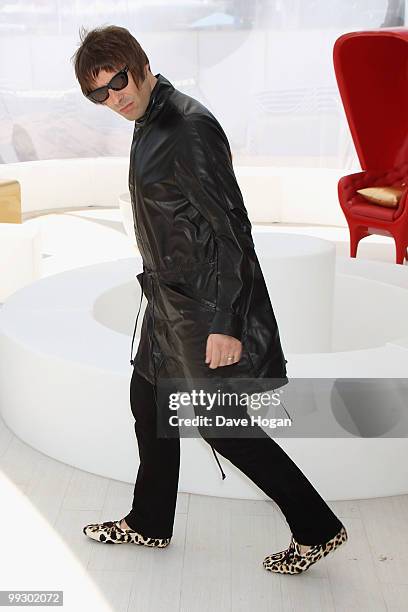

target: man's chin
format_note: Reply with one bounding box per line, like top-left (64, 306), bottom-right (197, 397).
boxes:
top-left (117, 109), bottom-right (137, 121)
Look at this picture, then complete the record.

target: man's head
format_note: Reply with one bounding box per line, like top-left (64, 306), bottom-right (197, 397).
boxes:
top-left (71, 25), bottom-right (157, 122)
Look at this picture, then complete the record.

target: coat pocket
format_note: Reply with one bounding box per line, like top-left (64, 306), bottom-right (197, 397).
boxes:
top-left (161, 279), bottom-right (216, 313)
top-left (178, 262), bottom-right (217, 311)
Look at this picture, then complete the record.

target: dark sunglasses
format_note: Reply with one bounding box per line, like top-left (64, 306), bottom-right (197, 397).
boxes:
top-left (86, 66), bottom-right (129, 104)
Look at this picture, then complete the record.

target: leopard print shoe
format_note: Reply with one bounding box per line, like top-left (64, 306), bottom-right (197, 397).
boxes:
top-left (263, 525), bottom-right (348, 574)
top-left (265, 535), bottom-right (296, 563)
top-left (83, 519), bottom-right (171, 548)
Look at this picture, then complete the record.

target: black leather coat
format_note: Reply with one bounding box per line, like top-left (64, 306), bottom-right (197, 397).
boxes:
top-left (128, 74), bottom-right (288, 476)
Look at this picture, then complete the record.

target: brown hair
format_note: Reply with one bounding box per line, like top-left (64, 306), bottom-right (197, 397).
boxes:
top-left (71, 24), bottom-right (150, 97)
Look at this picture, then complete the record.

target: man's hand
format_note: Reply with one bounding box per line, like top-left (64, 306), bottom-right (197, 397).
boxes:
top-left (205, 333), bottom-right (242, 369)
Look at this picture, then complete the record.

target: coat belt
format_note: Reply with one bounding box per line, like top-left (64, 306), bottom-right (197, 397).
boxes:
top-left (129, 264), bottom-right (226, 481)
top-left (129, 266), bottom-right (160, 421)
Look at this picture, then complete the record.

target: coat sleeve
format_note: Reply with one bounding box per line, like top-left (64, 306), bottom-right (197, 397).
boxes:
top-left (173, 113), bottom-right (255, 341)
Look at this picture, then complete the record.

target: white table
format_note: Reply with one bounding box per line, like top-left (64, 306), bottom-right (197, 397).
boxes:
top-left (0, 222), bottom-right (42, 302)
top-left (118, 191), bottom-right (135, 246)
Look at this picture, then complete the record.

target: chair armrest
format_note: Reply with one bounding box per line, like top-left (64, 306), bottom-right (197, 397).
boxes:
top-left (338, 170), bottom-right (370, 207)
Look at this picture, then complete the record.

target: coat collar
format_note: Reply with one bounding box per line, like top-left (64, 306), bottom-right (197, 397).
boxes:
top-left (134, 73), bottom-right (175, 128)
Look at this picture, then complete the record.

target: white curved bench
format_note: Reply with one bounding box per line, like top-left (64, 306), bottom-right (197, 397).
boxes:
top-left (1, 231), bottom-right (407, 501)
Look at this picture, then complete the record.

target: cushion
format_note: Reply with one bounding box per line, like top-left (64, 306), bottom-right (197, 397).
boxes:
top-left (356, 186), bottom-right (405, 208)
top-left (0, 179), bottom-right (21, 223)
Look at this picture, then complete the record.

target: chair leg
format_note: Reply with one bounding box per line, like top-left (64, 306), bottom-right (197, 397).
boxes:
top-left (349, 225), bottom-right (368, 258)
top-left (395, 240), bottom-right (407, 265)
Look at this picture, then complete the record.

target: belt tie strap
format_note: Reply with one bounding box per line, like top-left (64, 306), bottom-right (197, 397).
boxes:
top-left (130, 271), bottom-right (145, 366)
top-left (210, 444), bottom-right (226, 480)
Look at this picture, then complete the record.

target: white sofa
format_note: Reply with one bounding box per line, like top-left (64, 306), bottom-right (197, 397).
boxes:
top-left (0, 157), bottom-right (348, 226)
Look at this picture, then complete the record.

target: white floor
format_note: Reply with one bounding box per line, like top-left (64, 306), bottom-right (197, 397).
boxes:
top-left (1, 208), bottom-right (407, 611)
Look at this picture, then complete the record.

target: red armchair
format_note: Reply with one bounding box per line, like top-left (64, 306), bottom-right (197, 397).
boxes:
top-left (334, 29), bottom-right (408, 265)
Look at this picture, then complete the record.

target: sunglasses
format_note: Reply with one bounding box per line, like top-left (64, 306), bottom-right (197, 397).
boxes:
top-left (86, 66), bottom-right (129, 104)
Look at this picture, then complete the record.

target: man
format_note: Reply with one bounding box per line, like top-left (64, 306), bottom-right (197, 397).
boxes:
top-left (72, 25), bottom-right (347, 574)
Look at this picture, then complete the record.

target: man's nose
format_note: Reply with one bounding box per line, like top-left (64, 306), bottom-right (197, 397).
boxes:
top-left (108, 89), bottom-right (124, 107)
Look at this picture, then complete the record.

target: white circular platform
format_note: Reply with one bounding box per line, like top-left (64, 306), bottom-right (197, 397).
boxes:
top-left (251, 231), bottom-right (335, 352)
top-left (1, 231), bottom-right (408, 501)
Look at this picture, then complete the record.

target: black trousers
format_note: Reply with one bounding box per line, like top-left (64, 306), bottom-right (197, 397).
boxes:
top-left (124, 368), bottom-right (344, 544)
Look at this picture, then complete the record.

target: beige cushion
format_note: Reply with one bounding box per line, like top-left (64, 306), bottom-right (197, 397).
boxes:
top-left (356, 186), bottom-right (405, 208)
top-left (0, 179), bottom-right (21, 223)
